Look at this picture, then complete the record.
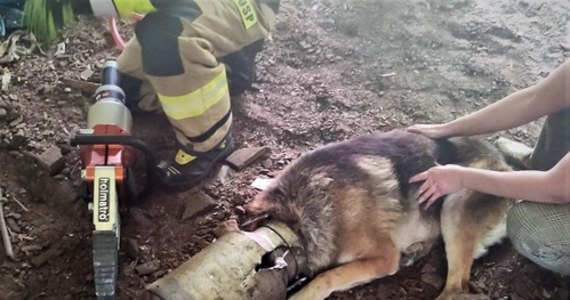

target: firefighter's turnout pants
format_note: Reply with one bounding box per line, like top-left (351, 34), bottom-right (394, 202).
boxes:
top-left (118, 0), bottom-right (279, 154)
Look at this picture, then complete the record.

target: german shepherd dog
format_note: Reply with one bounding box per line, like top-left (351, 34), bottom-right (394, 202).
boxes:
top-left (244, 129), bottom-right (514, 300)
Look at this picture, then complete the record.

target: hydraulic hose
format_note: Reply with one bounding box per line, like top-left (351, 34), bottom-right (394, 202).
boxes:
top-left (108, 14), bottom-right (145, 51)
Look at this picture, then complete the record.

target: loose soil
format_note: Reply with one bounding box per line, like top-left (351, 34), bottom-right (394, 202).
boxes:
top-left (1, 0), bottom-right (569, 299)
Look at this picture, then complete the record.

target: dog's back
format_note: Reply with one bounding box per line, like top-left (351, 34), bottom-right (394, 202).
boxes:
top-left (246, 129), bottom-right (514, 300)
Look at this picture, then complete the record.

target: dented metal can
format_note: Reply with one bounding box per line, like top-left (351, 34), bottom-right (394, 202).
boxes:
top-left (140, 220), bottom-right (306, 300)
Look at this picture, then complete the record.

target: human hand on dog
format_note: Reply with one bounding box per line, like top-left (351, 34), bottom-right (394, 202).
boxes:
top-left (405, 123), bottom-right (451, 139)
top-left (409, 164), bottom-right (465, 208)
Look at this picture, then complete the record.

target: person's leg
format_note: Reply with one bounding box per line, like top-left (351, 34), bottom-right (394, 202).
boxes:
top-left (507, 201), bottom-right (570, 275)
top-left (530, 106), bottom-right (570, 171)
top-left (133, 0), bottom-right (277, 189)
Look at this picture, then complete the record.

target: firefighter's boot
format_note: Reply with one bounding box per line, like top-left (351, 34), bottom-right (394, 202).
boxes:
top-left (156, 133), bottom-right (234, 190)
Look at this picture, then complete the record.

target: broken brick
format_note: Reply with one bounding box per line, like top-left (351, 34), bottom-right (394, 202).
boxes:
top-left (225, 146), bottom-right (271, 171)
top-left (182, 191), bottom-right (218, 220)
top-left (37, 146), bottom-right (65, 175)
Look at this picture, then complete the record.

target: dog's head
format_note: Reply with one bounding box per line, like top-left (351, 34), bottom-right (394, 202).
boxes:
top-left (244, 169), bottom-right (334, 228)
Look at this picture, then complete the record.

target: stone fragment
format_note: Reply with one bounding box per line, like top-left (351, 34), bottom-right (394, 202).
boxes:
top-left (182, 191), bottom-right (217, 220)
top-left (250, 177), bottom-right (274, 191)
top-left (225, 146), bottom-right (271, 171)
top-left (80, 69), bottom-right (94, 80)
top-left (37, 146), bottom-right (65, 175)
top-left (6, 217), bottom-right (21, 233)
top-left (136, 259), bottom-right (160, 276)
top-left (261, 159), bottom-right (272, 169)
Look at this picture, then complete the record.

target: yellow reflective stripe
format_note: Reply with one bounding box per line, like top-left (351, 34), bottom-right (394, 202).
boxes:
top-left (233, 0), bottom-right (258, 29)
top-left (158, 71), bottom-right (229, 120)
top-left (113, 0), bottom-right (156, 17)
top-left (175, 149), bottom-right (196, 165)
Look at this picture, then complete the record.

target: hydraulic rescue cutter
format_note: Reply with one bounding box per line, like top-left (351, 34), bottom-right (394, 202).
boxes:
top-left (70, 60), bottom-right (156, 300)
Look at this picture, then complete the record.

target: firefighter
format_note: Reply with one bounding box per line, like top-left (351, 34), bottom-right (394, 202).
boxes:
top-left (24, 0), bottom-right (280, 190)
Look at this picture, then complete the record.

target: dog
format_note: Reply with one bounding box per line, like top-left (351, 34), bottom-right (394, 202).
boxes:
top-left (244, 129), bottom-right (515, 300)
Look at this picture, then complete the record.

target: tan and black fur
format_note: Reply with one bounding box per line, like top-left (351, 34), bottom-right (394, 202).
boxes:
top-left (245, 129), bottom-right (514, 300)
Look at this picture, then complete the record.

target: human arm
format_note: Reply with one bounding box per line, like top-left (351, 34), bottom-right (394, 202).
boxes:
top-left (407, 59), bottom-right (570, 138)
top-left (409, 151), bottom-right (570, 208)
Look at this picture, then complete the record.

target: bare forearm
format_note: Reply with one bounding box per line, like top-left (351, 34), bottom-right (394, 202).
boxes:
top-left (456, 168), bottom-right (567, 204)
top-left (446, 88), bottom-right (538, 136)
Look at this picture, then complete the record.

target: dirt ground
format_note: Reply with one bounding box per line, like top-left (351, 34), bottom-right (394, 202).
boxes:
top-left (1, 0), bottom-right (569, 299)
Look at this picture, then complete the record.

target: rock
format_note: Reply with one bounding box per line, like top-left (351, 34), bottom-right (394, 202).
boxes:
top-left (0, 108), bottom-right (7, 119)
top-left (37, 146), bottom-right (65, 175)
top-left (6, 217), bottom-right (21, 233)
top-left (10, 132), bottom-right (27, 148)
top-left (299, 40), bottom-right (311, 50)
top-left (151, 269), bottom-right (167, 278)
top-left (225, 146), bottom-right (271, 171)
top-left (8, 115), bottom-right (23, 127)
top-left (136, 259), bottom-right (160, 276)
top-left (421, 272), bottom-right (445, 290)
top-left (182, 191), bottom-right (218, 220)
top-left (8, 212), bottom-right (22, 220)
top-left (54, 174), bottom-right (66, 181)
top-left (217, 165), bottom-right (231, 185)
top-left (80, 69), bottom-right (94, 80)
top-left (250, 177), bottom-right (274, 191)
top-left (20, 245), bottom-right (43, 255)
top-left (213, 219), bottom-right (240, 238)
top-left (233, 194), bottom-right (246, 205)
top-left (261, 159), bottom-right (272, 169)
top-left (123, 238), bottom-right (139, 259)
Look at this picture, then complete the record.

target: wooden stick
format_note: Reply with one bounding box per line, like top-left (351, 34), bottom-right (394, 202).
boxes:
top-left (62, 79), bottom-right (99, 94)
top-left (0, 188), bottom-right (16, 260)
top-left (11, 197), bottom-right (29, 212)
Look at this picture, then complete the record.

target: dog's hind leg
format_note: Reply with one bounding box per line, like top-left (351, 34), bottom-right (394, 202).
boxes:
top-left (288, 240), bottom-right (400, 300)
top-left (436, 228), bottom-right (478, 300)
